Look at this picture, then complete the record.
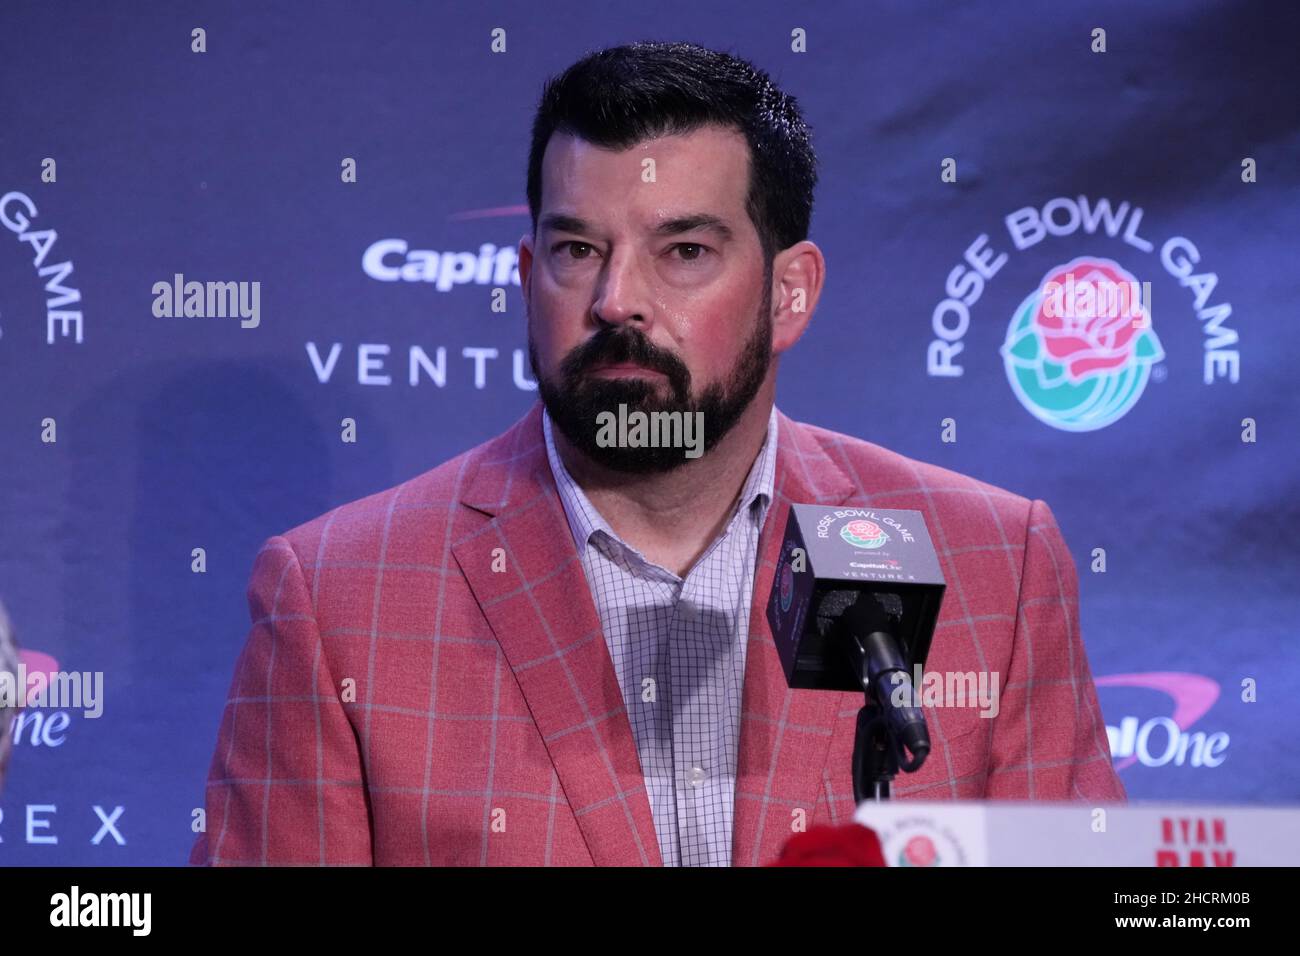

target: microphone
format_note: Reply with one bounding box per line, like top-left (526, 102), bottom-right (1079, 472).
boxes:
top-left (766, 505), bottom-right (947, 798)
top-left (839, 591), bottom-right (931, 761)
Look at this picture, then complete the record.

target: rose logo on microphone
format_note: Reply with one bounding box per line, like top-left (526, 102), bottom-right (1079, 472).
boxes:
top-left (839, 519), bottom-right (889, 550)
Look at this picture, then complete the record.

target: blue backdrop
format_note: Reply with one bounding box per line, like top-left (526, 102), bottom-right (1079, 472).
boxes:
top-left (1, 0), bottom-right (1297, 864)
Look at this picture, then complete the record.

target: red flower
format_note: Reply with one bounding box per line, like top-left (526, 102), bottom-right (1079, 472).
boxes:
top-left (766, 824), bottom-right (887, 867)
top-left (1033, 260), bottom-right (1147, 380)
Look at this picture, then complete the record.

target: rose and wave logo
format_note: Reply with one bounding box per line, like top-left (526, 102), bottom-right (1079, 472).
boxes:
top-left (1001, 257), bottom-right (1165, 432)
top-left (839, 519), bottom-right (889, 550)
top-left (899, 835), bottom-right (940, 867)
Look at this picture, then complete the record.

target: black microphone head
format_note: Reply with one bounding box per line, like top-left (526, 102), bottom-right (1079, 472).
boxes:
top-left (813, 588), bottom-right (858, 638)
top-left (767, 503), bottom-right (946, 692)
top-left (820, 590), bottom-right (903, 639)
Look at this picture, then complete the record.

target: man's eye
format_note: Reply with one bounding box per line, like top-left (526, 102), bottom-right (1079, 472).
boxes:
top-left (672, 243), bottom-right (707, 262)
top-left (556, 241), bottom-right (593, 259)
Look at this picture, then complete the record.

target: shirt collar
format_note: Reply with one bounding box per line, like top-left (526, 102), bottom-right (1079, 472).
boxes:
top-left (542, 404), bottom-right (779, 558)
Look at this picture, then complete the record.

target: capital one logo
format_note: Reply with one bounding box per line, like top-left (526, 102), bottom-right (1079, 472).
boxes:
top-left (1097, 672), bottom-right (1229, 770)
top-left (1000, 257), bottom-right (1165, 432)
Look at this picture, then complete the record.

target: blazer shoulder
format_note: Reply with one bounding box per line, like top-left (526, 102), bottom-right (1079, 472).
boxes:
top-left (268, 429), bottom-right (503, 563)
top-left (792, 418), bottom-right (1036, 528)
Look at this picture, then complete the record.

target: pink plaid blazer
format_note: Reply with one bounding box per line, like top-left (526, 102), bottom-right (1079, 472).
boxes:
top-left (191, 401), bottom-right (1124, 866)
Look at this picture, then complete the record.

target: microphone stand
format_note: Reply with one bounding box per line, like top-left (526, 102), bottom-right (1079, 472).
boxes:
top-left (852, 700), bottom-right (899, 803)
top-left (843, 618), bottom-right (930, 803)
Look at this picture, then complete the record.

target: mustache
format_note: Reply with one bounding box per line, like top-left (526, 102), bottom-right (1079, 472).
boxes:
top-left (561, 327), bottom-right (690, 390)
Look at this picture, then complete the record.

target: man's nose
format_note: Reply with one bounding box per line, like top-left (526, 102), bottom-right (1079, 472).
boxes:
top-left (591, 250), bottom-right (653, 329)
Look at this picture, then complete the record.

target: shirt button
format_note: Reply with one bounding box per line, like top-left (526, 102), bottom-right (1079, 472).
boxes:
top-left (688, 766), bottom-right (707, 787)
top-left (679, 601), bottom-right (695, 621)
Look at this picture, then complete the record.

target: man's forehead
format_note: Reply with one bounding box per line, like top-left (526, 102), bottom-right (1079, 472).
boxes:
top-left (540, 125), bottom-right (751, 224)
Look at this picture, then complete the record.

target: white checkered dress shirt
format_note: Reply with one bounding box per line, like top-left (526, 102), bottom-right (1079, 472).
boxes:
top-left (542, 406), bottom-right (778, 866)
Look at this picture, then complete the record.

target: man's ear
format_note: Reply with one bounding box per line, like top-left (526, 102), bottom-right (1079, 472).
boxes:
top-left (517, 232), bottom-right (534, 307)
top-left (770, 240), bottom-right (826, 354)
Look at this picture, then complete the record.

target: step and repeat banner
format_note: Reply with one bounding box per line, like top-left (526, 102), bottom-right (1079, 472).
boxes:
top-left (1, 1), bottom-right (1296, 864)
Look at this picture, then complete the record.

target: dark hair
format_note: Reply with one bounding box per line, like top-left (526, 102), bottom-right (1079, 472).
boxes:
top-left (526, 41), bottom-right (818, 264)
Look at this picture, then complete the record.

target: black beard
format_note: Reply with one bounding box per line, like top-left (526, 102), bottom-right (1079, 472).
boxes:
top-left (529, 284), bottom-right (772, 475)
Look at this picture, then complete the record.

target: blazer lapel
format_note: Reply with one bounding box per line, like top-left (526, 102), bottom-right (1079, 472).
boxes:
top-left (731, 409), bottom-right (859, 866)
top-left (451, 402), bottom-right (860, 867)
top-left (451, 402), bottom-right (663, 866)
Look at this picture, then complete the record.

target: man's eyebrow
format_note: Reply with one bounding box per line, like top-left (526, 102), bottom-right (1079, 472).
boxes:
top-left (653, 214), bottom-right (734, 241)
top-left (538, 213), bottom-right (591, 236)
top-left (537, 212), bottom-right (735, 241)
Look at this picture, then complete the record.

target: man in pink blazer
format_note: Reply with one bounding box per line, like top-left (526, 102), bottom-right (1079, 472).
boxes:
top-left (192, 41), bottom-right (1123, 867)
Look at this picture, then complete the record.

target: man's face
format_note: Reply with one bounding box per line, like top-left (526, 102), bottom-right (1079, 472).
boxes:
top-left (520, 124), bottom-right (774, 474)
